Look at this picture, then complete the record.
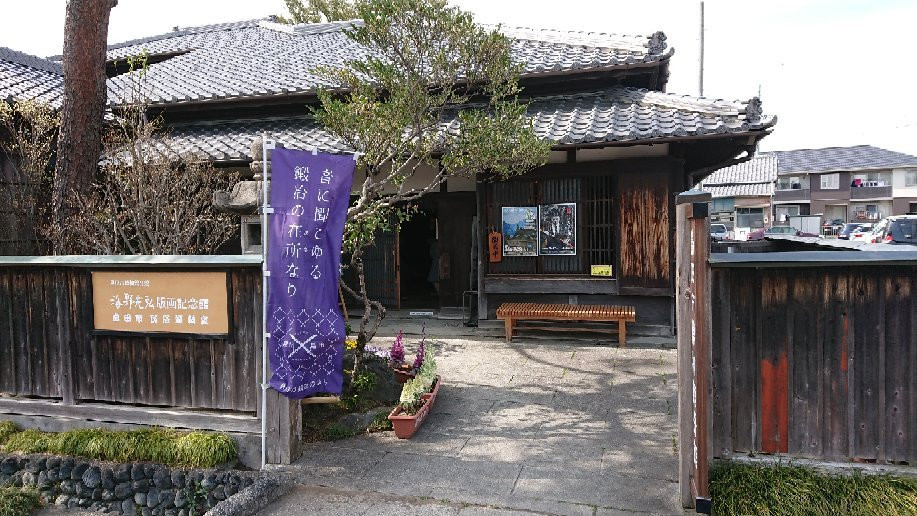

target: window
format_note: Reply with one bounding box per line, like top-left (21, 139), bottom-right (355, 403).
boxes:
top-left (736, 207), bottom-right (765, 229)
top-left (907, 170), bottom-right (917, 187)
top-left (775, 205), bottom-right (800, 222)
top-left (909, 202), bottom-right (917, 214)
top-left (487, 175), bottom-right (614, 275)
top-left (820, 173), bottom-right (839, 189)
top-left (711, 197), bottom-right (734, 213)
top-left (777, 177), bottom-right (801, 190)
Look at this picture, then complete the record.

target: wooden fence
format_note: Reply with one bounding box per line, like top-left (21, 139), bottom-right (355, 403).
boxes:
top-left (0, 256), bottom-right (261, 412)
top-left (709, 252), bottom-right (917, 465)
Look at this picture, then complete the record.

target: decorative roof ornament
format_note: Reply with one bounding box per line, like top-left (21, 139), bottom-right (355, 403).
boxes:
top-left (745, 97), bottom-right (763, 123)
top-left (647, 31), bottom-right (668, 55)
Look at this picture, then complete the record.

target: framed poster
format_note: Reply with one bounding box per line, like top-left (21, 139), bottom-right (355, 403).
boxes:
top-left (92, 271), bottom-right (230, 335)
top-left (501, 206), bottom-right (538, 257)
top-left (539, 203), bottom-right (576, 255)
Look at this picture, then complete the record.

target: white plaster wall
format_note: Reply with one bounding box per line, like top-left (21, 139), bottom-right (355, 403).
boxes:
top-left (892, 167), bottom-right (917, 197)
top-left (349, 144), bottom-right (671, 194)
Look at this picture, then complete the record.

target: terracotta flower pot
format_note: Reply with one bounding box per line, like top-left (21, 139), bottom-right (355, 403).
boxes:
top-left (388, 376), bottom-right (441, 439)
top-left (392, 364), bottom-right (416, 384)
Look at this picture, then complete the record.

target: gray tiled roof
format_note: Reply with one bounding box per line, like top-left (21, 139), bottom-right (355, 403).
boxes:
top-left (700, 154), bottom-right (776, 198)
top-left (0, 47), bottom-right (63, 107)
top-left (774, 145), bottom-right (917, 174)
top-left (703, 154), bottom-right (776, 184)
top-left (104, 18), bottom-right (674, 106)
top-left (702, 182), bottom-right (773, 198)
top-left (162, 86), bottom-right (773, 162)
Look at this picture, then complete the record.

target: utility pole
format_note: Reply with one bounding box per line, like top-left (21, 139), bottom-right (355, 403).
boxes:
top-left (699, 1), bottom-right (705, 97)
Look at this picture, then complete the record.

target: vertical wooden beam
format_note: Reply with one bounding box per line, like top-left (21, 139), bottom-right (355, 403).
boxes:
top-left (56, 269), bottom-right (75, 405)
top-left (692, 198), bottom-right (713, 502)
top-left (675, 195), bottom-right (695, 510)
top-left (675, 189), bottom-right (712, 511)
top-left (476, 180), bottom-right (488, 320)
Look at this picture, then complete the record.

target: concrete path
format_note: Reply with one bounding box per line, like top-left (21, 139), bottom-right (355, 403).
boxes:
top-left (263, 335), bottom-right (681, 515)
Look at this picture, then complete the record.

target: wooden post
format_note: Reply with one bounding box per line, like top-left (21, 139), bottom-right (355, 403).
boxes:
top-left (476, 181), bottom-right (488, 320)
top-left (675, 190), bottom-right (713, 511)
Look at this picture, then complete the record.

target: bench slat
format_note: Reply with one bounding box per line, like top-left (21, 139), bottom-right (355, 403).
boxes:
top-left (495, 302), bottom-right (636, 346)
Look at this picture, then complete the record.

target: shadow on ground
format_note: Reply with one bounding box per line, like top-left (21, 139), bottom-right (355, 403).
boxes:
top-left (265, 334), bottom-right (682, 516)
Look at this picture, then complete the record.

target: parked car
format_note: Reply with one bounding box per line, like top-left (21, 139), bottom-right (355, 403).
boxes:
top-left (838, 222), bottom-right (863, 240)
top-left (710, 224), bottom-right (729, 241)
top-left (849, 223), bottom-right (874, 242)
top-left (868, 215), bottom-right (917, 245)
top-left (747, 226), bottom-right (815, 241)
top-left (822, 218), bottom-right (845, 234)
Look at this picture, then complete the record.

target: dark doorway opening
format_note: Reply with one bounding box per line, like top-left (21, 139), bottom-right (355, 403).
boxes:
top-left (398, 209), bottom-right (439, 308)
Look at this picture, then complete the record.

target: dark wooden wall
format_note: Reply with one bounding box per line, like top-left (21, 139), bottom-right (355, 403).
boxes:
top-left (617, 168), bottom-right (671, 291)
top-left (0, 265), bottom-right (260, 412)
top-left (711, 264), bottom-right (916, 464)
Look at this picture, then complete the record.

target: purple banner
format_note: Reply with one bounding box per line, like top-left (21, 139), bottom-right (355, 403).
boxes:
top-left (267, 148), bottom-right (355, 398)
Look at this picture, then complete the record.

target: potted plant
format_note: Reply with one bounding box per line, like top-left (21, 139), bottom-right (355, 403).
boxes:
top-left (388, 344), bottom-right (440, 439)
top-left (389, 330), bottom-right (415, 383)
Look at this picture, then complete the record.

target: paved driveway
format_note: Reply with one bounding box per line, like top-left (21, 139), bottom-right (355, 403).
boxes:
top-left (263, 335), bottom-right (681, 515)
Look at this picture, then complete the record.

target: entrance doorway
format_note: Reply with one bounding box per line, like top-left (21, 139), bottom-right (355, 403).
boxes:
top-left (398, 209), bottom-right (439, 308)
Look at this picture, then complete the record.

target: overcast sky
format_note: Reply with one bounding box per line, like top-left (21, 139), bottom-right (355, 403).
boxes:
top-left (2, 0), bottom-right (915, 155)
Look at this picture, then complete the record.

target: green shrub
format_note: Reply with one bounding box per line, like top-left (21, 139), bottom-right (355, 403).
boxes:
top-left (0, 421), bottom-right (19, 445)
top-left (710, 461), bottom-right (917, 515)
top-left (2, 428), bottom-right (235, 468)
top-left (0, 487), bottom-right (40, 516)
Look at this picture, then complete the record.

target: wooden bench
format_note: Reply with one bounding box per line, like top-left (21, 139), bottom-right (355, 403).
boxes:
top-left (495, 303), bottom-right (636, 346)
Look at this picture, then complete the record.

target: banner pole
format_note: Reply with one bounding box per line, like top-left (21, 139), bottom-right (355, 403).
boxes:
top-left (260, 134), bottom-right (272, 469)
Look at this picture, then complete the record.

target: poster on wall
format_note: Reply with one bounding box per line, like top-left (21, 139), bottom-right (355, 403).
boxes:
top-left (539, 203), bottom-right (576, 255)
top-left (501, 206), bottom-right (538, 257)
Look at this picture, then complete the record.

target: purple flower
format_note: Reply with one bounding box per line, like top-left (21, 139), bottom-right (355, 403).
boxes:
top-left (365, 346), bottom-right (390, 360)
top-left (413, 337), bottom-right (425, 371)
top-left (389, 330), bottom-right (405, 367)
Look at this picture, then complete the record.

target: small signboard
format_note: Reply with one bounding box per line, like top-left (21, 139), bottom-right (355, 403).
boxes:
top-left (591, 265), bottom-right (613, 276)
top-left (91, 271), bottom-right (229, 335)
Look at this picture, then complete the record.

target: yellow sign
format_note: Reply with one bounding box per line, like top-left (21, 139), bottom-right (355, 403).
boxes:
top-left (591, 265), bottom-right (613, 277)
top-left (92, 271), bottom-right (229, 335)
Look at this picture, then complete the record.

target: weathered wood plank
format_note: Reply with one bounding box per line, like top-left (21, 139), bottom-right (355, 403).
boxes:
top-left (884, 275), bottom-right (908, 463)
top-left (55, 268), bottom-right (74, 404)
top-left (852, 271), bottom-right (879, 460)
top-left (618, 169), bottom-right (670, 290)
top-left (0, 270), bottom-right (16, 394)
top-left (711, 269), bottom-right (732, 457)
top-left (759, 271), bottom-right (788, 454)
top-left (0, 397), bottom-right (258, 433)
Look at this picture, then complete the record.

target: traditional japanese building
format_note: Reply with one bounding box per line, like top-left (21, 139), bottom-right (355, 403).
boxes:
top-left (700, 154), bottom-right (776, 239)
top-left (5, 17), bottom-right (777, 332)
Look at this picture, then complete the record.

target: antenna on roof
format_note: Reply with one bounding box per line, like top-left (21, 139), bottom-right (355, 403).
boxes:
top-left (698, 1), bottom-right (705, 97)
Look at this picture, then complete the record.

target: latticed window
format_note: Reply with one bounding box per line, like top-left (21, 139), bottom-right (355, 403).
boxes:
top-left (485, 175), bottom-right (615, 275)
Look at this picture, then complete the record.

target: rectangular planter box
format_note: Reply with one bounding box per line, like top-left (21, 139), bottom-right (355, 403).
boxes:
top-left (389, 376), bottom-right (441, 439)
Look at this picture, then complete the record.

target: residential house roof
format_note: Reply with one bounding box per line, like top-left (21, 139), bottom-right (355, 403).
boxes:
top-left (700, 154), bottom-right (776, 198)
top-left (102, 18), bottom-right (675, 107)
top-left (773, 145), bottom-right (917, 174)
top-left (0, 47), bottom-right (63, 107)
top-left (164, 86), bottom-right (772, 162)
top-left (2, 17), bottom-right (774, 157)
